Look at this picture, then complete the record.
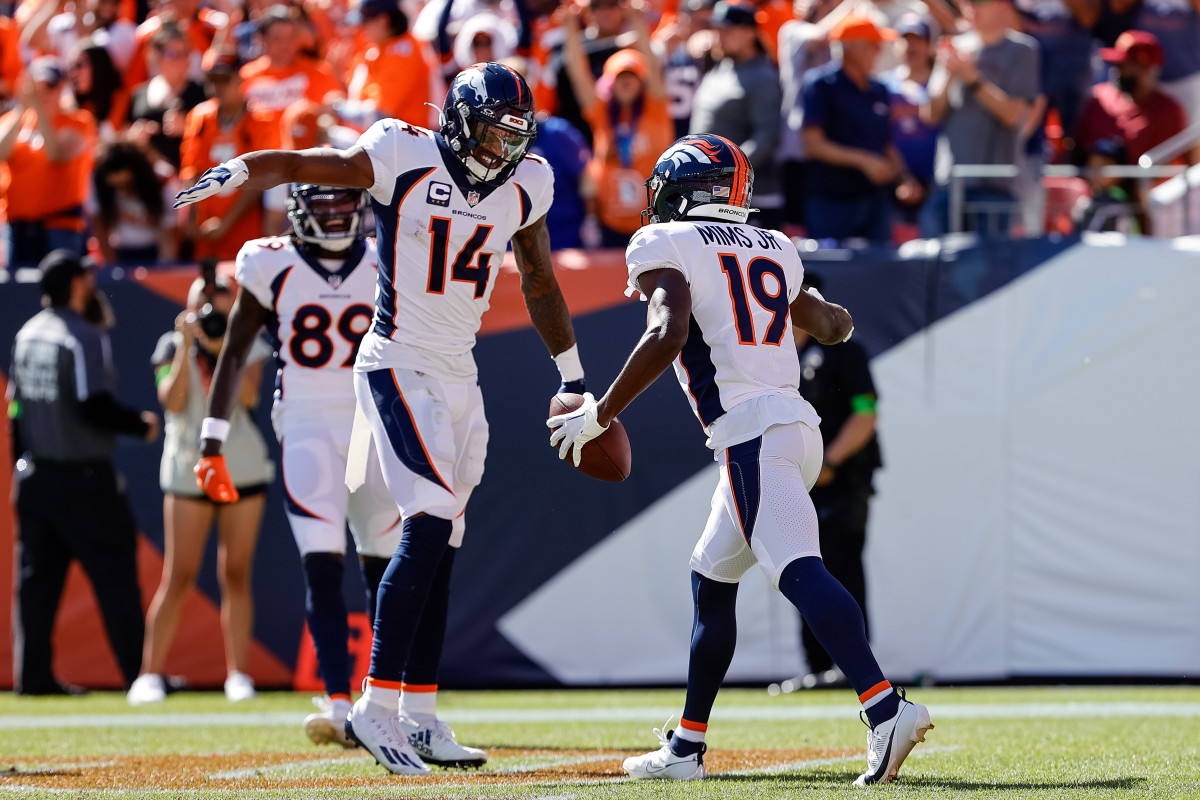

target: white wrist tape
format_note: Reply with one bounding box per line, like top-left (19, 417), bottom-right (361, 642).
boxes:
top-left (200, 417), bottom-right (232, 442)
top-left (553, 343), bottom-right (585, 383)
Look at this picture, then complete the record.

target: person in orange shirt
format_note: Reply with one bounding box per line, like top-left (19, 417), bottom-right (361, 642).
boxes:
top-left (240, 4), bottom-right (343, 232)
top-left (0, 58), bottom-right (97, 267)
top-left (344, 0), bottom-right (433, 126)
top-left (179, 50), bottom-right (264, 261)
top-left (564, 1), bottom-right (673, 246)
top-left (750, 0), bottom-right (791, 61)
top-left (0, 14), bottom-right (23, 99)
top-left (240, 5), bottom-right (343, 149)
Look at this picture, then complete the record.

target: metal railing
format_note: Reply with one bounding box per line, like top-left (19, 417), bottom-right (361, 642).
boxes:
top-left (947, 162), bottom-right (1192, 236)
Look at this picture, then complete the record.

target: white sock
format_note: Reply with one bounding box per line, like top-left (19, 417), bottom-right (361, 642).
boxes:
top-left (675, 719), bottom-right (707, 743)
top-left (361, 679), bottom-right (400, 713)
top-left (400, 685), bottom-right (438, 720)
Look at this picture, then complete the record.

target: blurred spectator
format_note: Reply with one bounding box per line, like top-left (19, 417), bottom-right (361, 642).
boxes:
top-left (549, 0), bottom-right (628, 143)
top-left (9, 250), bottom-right (159, 695)
top-left (344, 0), bottom-right (433, 126)
top-left (1074, 31), bottom-right (1190, 167)
top-left (92, 140), bottom-right (176, 265)
top-left (1014, 0), bottom-right (1098, 141)
top-left (130, 272), bottom-right (273, 705)
top-left (802, 13), bottom-right (919, 243)
top-left (565, 2), bottom-right (673, 245)
top-left (179, 49), bottom-right (264, 261)
top-left (691, 0), bottom-right (783, 227)
top-left (921, 0), bottom-right (1039, 236)
top-left (125, 0), bottom-right (227, 89)
top-left (884, 15), bottom-right (939, 223)
top-left (25, 0), bottom-right (138, 71)
top-left (748, 0), bottom-right (794, 61)
top-left (126, 22), bottom-right (207, 171)
top-left (1072, 136), bottom-right (1143, 233)
top-left (0, 13), bottom-right (22, 100)
top-left (656, 0), bottom-right (716, 137)
top-left (240, 6), bottom-right (343, 147)
top-left (531, 112), bottom-right (592, 248)
top-left (240, 4), bottom-right (343, 231)
top-left (777, 0), bottom-right (841, 231)
top-left (66, 38), bottom-right (126, 138)
top-left (452, 12), bottom-right (518, 70)
top-left (0, 59), bottom-right (97, 267)
top-left (1121, 0), bottom-right (1200, 122)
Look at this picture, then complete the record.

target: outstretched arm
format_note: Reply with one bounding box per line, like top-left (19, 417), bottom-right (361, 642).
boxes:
top-left (175, 147), bottom-right (375, 207)
top-left (511, 215), bottom-right (577, 359)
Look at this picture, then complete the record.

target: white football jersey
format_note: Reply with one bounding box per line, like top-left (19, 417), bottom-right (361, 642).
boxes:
top-left (626, 220), bottom-right (821, 452)
top-left (236, 235), bottom-right (379, 403)
top-left (351, 119), bottom-right (554, 383)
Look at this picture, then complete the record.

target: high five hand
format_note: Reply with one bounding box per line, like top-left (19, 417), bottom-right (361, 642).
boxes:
top-left (173, 159), bottom-right (249, 208)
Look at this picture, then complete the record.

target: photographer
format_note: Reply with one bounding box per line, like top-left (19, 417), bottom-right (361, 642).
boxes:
top-left (127, 266), bottom-right (274, 705)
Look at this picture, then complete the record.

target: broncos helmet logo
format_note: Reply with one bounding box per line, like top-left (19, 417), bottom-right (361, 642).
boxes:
top-left (660, 141), bottom-right (723, 173)
top-left (458, 65), bottom-right (491, 105)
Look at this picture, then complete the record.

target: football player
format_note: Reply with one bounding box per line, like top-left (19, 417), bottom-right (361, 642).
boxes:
top-left (548, 134), bottom-right (933, 786)
top-left (194, 184), bottom-right (485, 766)
top-left (177, 63), bottom-right (584, 776)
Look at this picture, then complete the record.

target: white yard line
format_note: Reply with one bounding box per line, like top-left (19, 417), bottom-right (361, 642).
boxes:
top-left (204, 751), bottom-right (618, 780)
top-left (207, 755), bottom-right (373, 780)
top-left (3, 701), bottom-right (1200, 730)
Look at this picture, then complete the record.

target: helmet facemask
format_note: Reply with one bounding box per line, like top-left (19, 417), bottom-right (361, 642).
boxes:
top-left (288, 186), bottom-right (366, 252)
top-left (460, 112), bottom-right (534, 183)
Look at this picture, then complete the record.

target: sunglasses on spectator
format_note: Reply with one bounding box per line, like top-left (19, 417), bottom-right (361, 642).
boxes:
top-left (161, 47), bottom-right (189, 59)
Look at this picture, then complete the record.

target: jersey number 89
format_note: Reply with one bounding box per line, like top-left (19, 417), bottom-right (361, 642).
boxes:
top-left (290, 304), bottom-right (374, 368)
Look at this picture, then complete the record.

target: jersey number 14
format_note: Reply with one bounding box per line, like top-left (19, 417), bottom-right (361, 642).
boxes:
top-left (427, 218), bottom-right (493, 299)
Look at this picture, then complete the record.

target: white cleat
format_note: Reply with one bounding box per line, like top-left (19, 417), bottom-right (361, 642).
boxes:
top-left (853, 694), bottom-right (934, 786)
top-left (401, 716), bottom-right (488, 767)
top-left (304, 696), bottom-right (354, 748)
top-left (224, 671), bottom-right (257, 703)
top-left (345, 701), bottom-right (432, 776)
top-left (126, 673), bottom-right (166, 706)
top-left (622, 722), bottom-right (706, 780)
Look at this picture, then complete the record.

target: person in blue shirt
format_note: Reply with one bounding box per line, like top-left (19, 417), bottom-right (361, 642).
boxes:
top-left (883, 16), bottom-right (939, 225)
top-left (530, 113), bottom-right (592, 249)
top-left (802, 13), bottom-right (921, 245)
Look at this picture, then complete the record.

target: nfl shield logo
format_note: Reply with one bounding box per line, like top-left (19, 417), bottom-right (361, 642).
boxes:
top-left (467, 190), bottom-right (481, 206)
top-left (328, 275), bottom-right (342, 290)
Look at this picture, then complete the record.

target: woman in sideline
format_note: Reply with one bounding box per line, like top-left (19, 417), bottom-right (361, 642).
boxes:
top-left (127, 273), bottom-right (274, 705)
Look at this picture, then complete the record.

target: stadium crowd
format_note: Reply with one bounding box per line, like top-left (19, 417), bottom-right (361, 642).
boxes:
top-left (0, 0), bottom-right (1198, 266)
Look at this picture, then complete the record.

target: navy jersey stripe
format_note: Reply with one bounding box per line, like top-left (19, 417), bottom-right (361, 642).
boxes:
top-left (678, 315), bottom-right (725, 427)
top-left (516, 183), bottom-right (532, 227)
top-left (725, 436), bottom-right (762, 543)
top-left (366, 369), bottom-right (453, 494)
top-left (372, 167), bottom-right (436, 339)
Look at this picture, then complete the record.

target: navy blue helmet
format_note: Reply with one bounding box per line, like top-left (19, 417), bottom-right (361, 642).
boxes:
top-left (643, 134), bottom-right (754, 225)
top-left (287, 184), bottom-right (367, 251)
top-left (442, 62), bottom-right (537, 185)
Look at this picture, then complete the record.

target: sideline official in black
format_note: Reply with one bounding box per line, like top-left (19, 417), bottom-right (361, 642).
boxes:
top-left (8, 251), bottom-right (160, 694)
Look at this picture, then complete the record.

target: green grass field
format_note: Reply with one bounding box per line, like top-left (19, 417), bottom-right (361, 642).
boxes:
top-left (2, 686), bottom-right (1199, 799)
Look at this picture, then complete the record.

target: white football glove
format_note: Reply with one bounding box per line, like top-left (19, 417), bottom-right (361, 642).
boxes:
top-left (547, 392), bottom-right (609, 467)
top-left (173, 158), bottom-right (249, 208)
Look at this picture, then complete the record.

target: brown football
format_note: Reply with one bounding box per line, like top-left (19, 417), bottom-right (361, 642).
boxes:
top-left (548, 393), bottom-right (632, 482)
